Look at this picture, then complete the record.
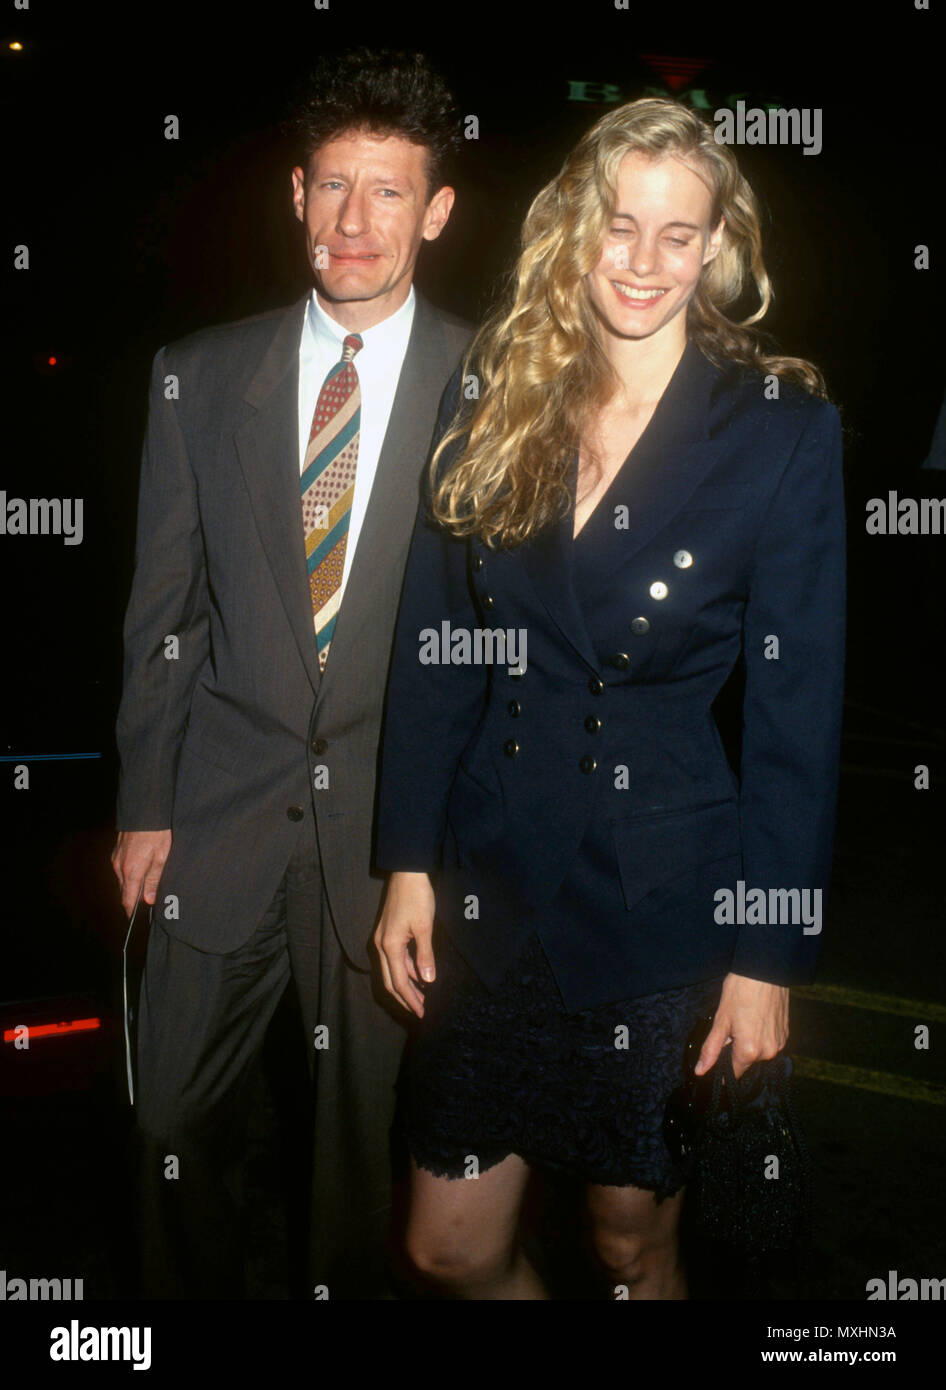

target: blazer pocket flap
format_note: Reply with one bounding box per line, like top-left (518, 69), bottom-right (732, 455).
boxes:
top-left (612, 798), bottom-right (741, 912)
top-left (447, 759), bottom-right (500, 826)
top-left (446, 761), bottom-right (504, 864)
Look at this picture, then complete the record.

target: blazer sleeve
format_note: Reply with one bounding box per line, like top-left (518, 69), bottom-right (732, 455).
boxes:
top-left (730, 398), bottom-right (846, 984)
top-left (375, 368), bottom-right (489, 872)
top-left (114, 346), bottom-right (211, 829)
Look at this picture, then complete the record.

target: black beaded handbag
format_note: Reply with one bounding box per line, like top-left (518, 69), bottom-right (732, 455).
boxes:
top-left (663, 1013), bottom-right (813, 1255)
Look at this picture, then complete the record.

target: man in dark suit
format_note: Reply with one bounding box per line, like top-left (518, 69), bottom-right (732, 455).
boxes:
top-left (110, 48), bottom-right (472, 1299)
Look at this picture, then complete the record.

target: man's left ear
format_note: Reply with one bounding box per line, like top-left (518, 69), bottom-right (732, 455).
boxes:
top-left (422, 185), bottom-right (456, 242)
top-left (703, 215), bottom-right (726, 266)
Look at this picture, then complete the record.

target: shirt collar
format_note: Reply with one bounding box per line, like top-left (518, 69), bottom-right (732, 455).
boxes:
top-left (305, 283), bottom-right (415, 356)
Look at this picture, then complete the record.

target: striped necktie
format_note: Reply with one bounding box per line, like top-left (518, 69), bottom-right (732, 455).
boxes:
top-left (301, 332), bottom-right (363, 673)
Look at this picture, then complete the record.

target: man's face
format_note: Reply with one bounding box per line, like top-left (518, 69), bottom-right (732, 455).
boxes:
top-left (291, 129), bottom-right (454, 327)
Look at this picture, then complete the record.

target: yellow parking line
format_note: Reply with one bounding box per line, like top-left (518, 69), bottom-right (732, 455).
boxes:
top-left (843, 697), bottom-right (944, 738)
top-left (839, 764), bottom-right (913, 780)
top-left (793, 1056), bottom-right (946, 1106)
top-left (793, 983), bottom-right (946, 1023)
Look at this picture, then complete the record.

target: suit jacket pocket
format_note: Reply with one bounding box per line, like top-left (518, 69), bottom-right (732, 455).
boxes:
top-left (179, 726), bottom-right (241, 780)
top-left (612, 796), bottom-right (741, 913)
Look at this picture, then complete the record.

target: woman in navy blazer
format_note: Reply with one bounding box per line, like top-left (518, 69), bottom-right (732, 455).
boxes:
top-left (374, 98), bottom-right (845, 1299)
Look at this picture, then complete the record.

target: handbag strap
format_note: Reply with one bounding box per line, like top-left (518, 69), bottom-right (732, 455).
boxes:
top-left (712, 1045), bottom-right (813, 1165)
top-left (712, 1042), bottom-right (747, 1126)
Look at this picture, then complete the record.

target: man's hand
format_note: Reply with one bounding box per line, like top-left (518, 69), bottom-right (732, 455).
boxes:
top-left (110, 830), bottom-right (172, 919)
top-left (693, 973), bottom-right (789, 1080)
top-left (373, 871), bottom-right (436, 1018)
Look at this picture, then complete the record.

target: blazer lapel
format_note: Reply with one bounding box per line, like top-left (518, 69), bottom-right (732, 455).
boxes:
top-left (520, 340), bottom-right (728, 668)
top-left (234, 294), bottom-right (323, 695)
top-left (520, 492), bottom-right (600, 671)
top-left (589, 339), bottom-right (728, 566)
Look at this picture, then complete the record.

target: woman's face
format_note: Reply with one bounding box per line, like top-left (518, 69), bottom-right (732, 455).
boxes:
top-left (585, 149), bottom-right (724, 348)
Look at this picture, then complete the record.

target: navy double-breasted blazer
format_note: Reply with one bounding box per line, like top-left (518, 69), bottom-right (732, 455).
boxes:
top-left (375, 340), bottom-right (846, 1010)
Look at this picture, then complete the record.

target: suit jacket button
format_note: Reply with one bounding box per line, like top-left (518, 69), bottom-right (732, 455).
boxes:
top-left (471, 554), bottom-right (484, 571)
top-left (588, 675), bottom-right (604, 695)
top-left (630, 616), bottom-right (650, 635)
top-left (508, 699), bottom-right (521, 717)
top-left (482, 594), bottom-right (495, 611)
top-left (584, 715), bottom-right (601, 734)
top-left (311, 737), bottom-right (328, 755)
top-left (287, 805), bottom-right (304, 821)
top-left (579, 754), bottom-right (598, 774)
top-left (610, 652), bottom-right (629, 670)
top-left (504, 739), bottom-right (520, 757)
top-left (673, 549), bottom-right (693, 568)
top-left (649, 580), bottom-right (668, 600)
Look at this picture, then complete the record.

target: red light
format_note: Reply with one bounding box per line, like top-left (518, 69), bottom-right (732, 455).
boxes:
top-left (3, 1017), bottom-right (101, 1043)
top-left (48, 356), bottom-right (57, 366)
top-left (640, 54), bottom-right (713, 92)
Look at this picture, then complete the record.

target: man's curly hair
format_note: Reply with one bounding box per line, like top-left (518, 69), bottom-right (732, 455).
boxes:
top-left (283, 49), bottom-right (461, 198)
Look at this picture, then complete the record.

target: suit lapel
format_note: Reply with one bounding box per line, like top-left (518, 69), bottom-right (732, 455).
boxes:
top-left (234, 294), bottom-right (323, 695)
top-left (520, 340), bottom-right (727, 669)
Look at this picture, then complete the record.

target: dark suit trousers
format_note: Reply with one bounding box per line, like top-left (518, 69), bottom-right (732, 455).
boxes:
top-left (133, 814), bottom-right (407, 1299)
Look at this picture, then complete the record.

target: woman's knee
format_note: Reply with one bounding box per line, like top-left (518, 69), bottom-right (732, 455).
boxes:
top-left (587, 1191), bottom-right (682, 1282)
top-left (404, 1221), bottom-right (515, 1289)
top-left (590, 1226), bottom-right (651, 1281)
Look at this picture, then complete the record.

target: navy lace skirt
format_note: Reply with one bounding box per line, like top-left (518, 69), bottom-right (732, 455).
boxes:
top-left (394, 929), bottom-right (725, 1200)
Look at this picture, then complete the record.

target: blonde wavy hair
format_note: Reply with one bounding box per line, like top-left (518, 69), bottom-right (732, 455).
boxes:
top-left (432, 97), bottom-right (828, 548)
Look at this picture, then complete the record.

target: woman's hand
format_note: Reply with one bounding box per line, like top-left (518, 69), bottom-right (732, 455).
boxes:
top-left (694, 973), bottom-right (789, 1080)
top-left (373, 871), bottom-right (437, 1018)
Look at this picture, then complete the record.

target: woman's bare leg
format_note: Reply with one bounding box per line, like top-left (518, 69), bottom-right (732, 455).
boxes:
top-left (585, 1182), bottom-right (688, 1300)
top-left (404, 1153), bottom-right (548, 1299)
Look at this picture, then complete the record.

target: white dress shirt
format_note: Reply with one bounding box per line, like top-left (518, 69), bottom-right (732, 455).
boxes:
top-left (297, 284), bottom-right (416, 599)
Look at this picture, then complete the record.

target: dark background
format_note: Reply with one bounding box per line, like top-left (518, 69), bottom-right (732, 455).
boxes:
top-left (0, 0), bottom-right (943, 1313)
